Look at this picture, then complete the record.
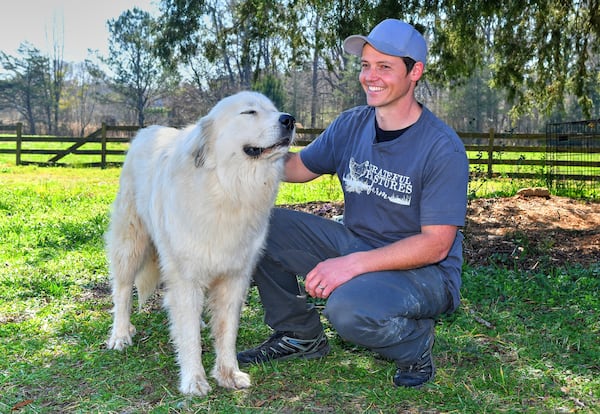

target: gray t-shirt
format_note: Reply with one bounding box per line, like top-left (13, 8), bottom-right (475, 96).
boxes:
top-left (300, 105), bottom-right (469, 311)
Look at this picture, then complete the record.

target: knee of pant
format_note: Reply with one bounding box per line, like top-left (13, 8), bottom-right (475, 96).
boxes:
top-left (324, 294), bottom-right (371, 343)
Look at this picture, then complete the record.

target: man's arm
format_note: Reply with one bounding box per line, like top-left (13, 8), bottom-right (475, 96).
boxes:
top-left (305, 224), bottom-right (459, 298)
top-left (283, 152), bottom-right (320, 183)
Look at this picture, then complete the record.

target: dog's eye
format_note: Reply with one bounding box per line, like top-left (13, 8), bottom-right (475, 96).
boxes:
top-left (243, 145), bottom-right (263, 157)
top-left (241, 110), bottom-right (257, 115)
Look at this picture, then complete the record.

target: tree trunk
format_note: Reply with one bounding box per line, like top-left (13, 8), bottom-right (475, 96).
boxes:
top-left (310, 14), bottom-right (320, 128)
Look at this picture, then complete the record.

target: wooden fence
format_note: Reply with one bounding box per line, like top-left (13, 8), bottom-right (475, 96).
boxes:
top-left (1, 123), bottom-right (599, 184)
top-left (0, 123), bottom-right (138, 169)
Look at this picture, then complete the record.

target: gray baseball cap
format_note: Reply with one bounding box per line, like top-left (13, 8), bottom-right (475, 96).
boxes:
top-left (343, 19), bottom-right (427, 65)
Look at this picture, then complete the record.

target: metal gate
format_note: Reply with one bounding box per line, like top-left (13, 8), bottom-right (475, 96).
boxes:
top-left (546, 119), bottom-right (600, 197)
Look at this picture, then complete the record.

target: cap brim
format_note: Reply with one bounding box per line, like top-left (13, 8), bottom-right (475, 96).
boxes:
top-left (344, 34), bottom-right (409, 59)
top-left (343, 35), bottom-right (368, 56)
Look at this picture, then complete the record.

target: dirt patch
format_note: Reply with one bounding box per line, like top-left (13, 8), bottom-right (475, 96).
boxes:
top-left (283, 195), bottom-right (600, 270)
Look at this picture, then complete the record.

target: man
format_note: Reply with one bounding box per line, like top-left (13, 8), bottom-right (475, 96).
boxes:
top-left (237, 19), bottom-right (469, 388)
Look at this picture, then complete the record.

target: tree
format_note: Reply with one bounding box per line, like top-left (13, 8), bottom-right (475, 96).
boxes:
top-left (0, 19), bottom-right (66, 135)
top-left (106, 7), bottom-right (179, 127)
top-left (155, 0), bottom-right (297, 100)
top-left (154, 0), bottom-right (414, 124)
top-left (61, 60), bottom-right (102, 136)
top-left (48, 26), bottom-right (66, 135)
top-left (0, 44), bottom-right (50, 134)
top-left (154, 0), bottom-right (207, 64)
top-left (425, 0), bottom-right (600, 119)
top-left (154, 0), bottom-right (599, 123)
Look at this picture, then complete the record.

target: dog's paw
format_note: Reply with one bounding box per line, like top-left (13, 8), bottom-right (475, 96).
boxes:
top-left (180, 376), bottom-right (212, 396)
top-left (214, 369), bottom-right (251, 390)
top-left (106, 324), bottom-right (136, 350)
top-left (106, 335), bottom-right (132, 350)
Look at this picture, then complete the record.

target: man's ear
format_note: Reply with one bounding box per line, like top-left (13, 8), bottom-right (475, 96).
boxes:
top-left (410, 61), bottom-right (424, 81)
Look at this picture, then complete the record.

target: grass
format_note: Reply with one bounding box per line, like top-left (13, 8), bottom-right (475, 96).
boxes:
top-left (1, 165), bottom-right (599, 413)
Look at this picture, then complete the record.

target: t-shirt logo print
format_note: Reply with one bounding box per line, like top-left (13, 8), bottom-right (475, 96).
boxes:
top-left (343, 158), bottom-right (412, 205)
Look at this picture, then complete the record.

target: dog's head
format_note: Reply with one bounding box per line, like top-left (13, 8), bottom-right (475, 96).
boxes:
top-left (193, 91), bottom-right (295, 168)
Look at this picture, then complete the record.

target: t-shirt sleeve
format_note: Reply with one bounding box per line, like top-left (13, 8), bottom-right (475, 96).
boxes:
top-left (300, 119), bottom-right (341, 175)
top-left (300, 113), bottom-right (351, 174)
top-left (420, 147), bottom-right (469, 227)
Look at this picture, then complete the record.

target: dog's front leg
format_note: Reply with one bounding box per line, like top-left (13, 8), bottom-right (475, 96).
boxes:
top-left (164, 278), bottom-right (211, 396)
top-left (208, 274), bottom-right (251, 390)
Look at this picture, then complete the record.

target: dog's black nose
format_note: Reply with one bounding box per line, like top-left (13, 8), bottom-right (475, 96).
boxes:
top-left (279, 114), bottom-right (295, 131)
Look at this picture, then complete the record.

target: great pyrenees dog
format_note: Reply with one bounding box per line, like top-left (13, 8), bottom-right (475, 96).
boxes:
top-left (105, 91), bottom-right (294, 396)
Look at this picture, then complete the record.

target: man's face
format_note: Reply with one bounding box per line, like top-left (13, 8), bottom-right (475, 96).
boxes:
top-left (358, 44), bottom-right (419, 109)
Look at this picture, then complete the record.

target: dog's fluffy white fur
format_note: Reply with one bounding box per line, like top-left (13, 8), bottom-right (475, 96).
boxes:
top-left (105, 91), bottom-right (294, 396)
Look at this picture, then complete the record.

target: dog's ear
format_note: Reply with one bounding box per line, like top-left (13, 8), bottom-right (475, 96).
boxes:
top-left (192, 117), bottom-right (214, 168)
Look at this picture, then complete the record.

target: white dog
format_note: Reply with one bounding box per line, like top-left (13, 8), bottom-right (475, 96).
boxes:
top-left (105, 91), bottom-right (294, 396)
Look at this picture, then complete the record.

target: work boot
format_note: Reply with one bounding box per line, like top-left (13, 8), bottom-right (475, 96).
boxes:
top-left (237, 331), bottom-right (330, 365)
top-left (393, 337), bottom-right (435, 388)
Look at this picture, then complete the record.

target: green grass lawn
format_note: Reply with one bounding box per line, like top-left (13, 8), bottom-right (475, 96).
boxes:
top-left (0, 165), bottom-right (598, 413)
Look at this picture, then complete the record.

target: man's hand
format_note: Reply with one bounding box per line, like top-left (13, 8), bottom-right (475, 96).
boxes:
top-left (305, 253), bottom-right (364, 298)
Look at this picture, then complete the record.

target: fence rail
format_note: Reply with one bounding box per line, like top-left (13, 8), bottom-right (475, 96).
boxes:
top-left (1, 123), bottom-right (598, 184)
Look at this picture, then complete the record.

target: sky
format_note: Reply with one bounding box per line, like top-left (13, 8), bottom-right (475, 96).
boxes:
top-left (0, 0), bottom-right (160, 63)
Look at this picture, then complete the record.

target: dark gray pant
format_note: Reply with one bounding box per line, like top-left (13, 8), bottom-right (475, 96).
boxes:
top-left (252, 208), bottom-right (453, 365)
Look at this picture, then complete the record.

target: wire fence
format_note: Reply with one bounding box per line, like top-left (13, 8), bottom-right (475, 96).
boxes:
top-left (546, 119), bottom-right (600, 196)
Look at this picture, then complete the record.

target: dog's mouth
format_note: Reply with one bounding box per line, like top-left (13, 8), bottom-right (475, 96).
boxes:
top-left (243, 137), bottom-right (292, 158)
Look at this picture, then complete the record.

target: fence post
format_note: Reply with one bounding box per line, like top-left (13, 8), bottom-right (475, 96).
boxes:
top-left (15, 122), bottom-right (23, 166)
top-left (486, 128), bottom-right (495, 178)
top-left (101, 123), bottom-right (107, 169)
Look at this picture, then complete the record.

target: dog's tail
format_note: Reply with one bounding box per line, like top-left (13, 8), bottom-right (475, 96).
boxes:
top-left (135, 248), bottom-right (161, 310)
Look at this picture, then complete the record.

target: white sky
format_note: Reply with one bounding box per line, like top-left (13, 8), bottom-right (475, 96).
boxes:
top-left (0, 0), bottom-right (160, 63)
